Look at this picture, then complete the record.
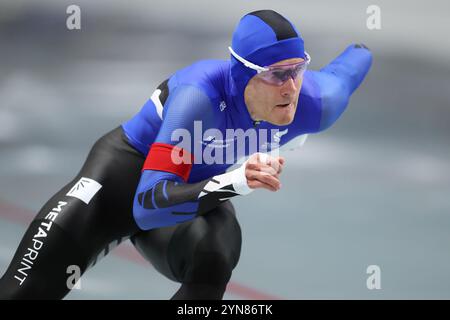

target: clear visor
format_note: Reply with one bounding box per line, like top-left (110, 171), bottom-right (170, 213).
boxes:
top-left (229, 46), bottom-right (311, 86)
top-left (257, 58), bottom-right (310, 86)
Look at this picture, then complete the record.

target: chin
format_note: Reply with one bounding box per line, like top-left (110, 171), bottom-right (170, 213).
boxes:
top-left (270, 110), bottom-right (296, 126)
top-left (279, 117), bottom-right (295, 126)
top-left (268, 115), bottom-right (294, 126)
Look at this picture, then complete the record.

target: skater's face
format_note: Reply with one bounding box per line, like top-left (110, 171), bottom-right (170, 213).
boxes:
top-left (244, 57), bottom-right (305, 126)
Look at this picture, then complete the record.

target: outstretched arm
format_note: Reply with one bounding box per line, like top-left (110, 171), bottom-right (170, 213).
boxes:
top-left (312, 43), bottom-right (373, 131)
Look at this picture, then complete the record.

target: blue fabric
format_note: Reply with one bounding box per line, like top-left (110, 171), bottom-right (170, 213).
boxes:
top-left (230, 12), bottom-right (305, 113)
top-left (133, 170), bottom-right (197, 230)
top-left (231, 14), bottom-right (305, 65)
top-left (123, 43), bottom-right (372, 230)
top-left (314, 44), bottom-right (373, 130)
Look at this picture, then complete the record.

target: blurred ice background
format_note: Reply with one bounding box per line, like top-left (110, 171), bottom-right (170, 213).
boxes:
top-left (0, 0), bottom-right (449, 299)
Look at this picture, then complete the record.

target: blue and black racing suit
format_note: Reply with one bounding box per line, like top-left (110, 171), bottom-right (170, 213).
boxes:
top-left (0, 44), bottom-right (372, 299)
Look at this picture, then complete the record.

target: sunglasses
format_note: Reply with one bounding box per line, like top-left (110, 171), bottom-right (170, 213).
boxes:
top-left (229, 46), bottom-right (311, 86)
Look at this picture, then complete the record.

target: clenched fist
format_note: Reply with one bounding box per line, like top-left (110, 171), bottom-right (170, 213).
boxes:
top-left (245, 153), bottom-right (285, 192)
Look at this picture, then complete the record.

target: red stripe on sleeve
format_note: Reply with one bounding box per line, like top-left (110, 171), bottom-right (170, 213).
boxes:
top-left (142, 143), bottom-right (194, 182)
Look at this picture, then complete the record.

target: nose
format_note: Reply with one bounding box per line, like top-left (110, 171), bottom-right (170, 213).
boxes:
top-left (280, 78), bottom-right (298, 97)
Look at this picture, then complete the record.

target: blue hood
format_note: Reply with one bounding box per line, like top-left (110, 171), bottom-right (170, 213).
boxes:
top-left (229, 10), bottom-right (306, 123)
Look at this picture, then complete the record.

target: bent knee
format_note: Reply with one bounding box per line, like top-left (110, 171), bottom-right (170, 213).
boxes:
top-left (185, 251), bottom-right (233, 285)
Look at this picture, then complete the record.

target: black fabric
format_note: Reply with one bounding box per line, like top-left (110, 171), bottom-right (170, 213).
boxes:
top-left (249, 10), bottom-right (298, 41)
top-left (137, 176), bottom-right (240, 217)
top-left (354, 43), bottom-right (370, 50)
top-left (0, 221), bottom-right (89, 300)
top-left (0, 127), bottom-right (242, 300)
top-left (157, 79), bottom-right (170, 106)
top-left (170, 283), bottom-right (228, 300)
top-left (131, 200), bottom-right (242, 300)
top-left (0, 126), bottom-right (144, 299)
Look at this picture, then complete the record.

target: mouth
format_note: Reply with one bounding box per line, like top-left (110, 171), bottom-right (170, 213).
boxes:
top-left (276, 102), bottom-right (292, 108)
